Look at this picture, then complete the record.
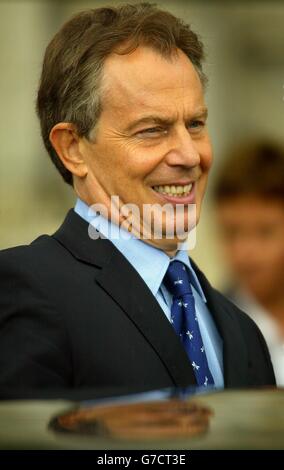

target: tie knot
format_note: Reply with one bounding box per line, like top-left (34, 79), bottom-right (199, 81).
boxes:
top-left (164, 260), bottom-right (192, 298)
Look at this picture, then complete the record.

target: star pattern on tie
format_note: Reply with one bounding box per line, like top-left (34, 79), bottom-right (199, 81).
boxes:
top-left (186, 330), bottom-right (193, 340)
top-left (164, 260), bottom-right (214, 388)
top-left (192, 361), bottom-right (200, 370)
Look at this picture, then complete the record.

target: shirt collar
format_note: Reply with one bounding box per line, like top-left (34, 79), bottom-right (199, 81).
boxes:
top-left (74, 198), bottom-right (206, 302)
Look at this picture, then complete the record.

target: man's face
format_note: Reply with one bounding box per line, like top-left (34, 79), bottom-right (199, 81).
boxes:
top-left (79, 46), bottom-right (212, 250)
top-left (216, 196), bottom-right (284, 302)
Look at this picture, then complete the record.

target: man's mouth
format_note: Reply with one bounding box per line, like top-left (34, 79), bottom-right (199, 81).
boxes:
top-left (152, 183), bottom-right (193, 197)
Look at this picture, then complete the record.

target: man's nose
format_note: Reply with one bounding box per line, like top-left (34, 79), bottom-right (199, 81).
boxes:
top-left (165, 127), bottom-right (201, 168)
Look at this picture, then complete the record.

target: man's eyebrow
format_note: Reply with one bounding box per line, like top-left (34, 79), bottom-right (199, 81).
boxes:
top-left (124, 107), bottom-right (208, 134)
top-left (124, 116), bottom-right (174, 134)
top-left (195, 107), bottom-right (208, 119)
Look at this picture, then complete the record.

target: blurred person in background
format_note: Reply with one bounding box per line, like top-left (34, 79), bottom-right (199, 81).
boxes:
top-left (213, 141), bottom-right (284, 385)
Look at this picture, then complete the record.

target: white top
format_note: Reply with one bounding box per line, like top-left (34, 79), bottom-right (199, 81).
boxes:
top-left (232, 289), bottom-right (284, 387)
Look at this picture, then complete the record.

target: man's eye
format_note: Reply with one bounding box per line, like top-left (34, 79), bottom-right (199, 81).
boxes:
top-left (188, 120), bottom-right (205, 131)
top-left (135, 127), bottom-right (166, 138)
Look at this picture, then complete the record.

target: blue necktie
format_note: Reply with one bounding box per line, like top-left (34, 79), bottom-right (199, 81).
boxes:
top-left (164, 260), bottom-right (214, 387)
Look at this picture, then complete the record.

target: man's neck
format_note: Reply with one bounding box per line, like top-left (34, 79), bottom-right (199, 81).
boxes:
top-left (74, 194), bottom-right (189, 258)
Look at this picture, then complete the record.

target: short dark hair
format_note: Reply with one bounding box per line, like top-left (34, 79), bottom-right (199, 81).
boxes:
top-left (213, 140), bottom-right (284, 203)
top-left (36, 2), bottom-right (206, 185)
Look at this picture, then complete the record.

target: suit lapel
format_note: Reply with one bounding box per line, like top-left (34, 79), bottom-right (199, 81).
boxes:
top-left (190, 259), bottom-right (249, 387)
top-left (95, 248), bottom-right (196, 387)
top-left (53, 210), bottom-right (196, 387)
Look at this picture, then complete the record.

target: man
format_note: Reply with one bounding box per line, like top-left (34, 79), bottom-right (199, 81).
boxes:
top-left (0, 3), bottom-right (275, 392)
top-left (213, 140), bottom-right (284, 385)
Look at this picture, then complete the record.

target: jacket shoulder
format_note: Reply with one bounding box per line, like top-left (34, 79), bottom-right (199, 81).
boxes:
top-left (0, 234), bottom-right (65, 260)
top-left (0, 233), bottom-right (74, 276)
top-left (0, 236), bottom-right (73, 388)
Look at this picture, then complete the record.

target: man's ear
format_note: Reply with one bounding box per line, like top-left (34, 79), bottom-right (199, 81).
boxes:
top-left (49, 123), bottom-right (88, 178)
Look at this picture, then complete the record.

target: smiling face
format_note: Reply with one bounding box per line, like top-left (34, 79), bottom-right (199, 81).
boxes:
top-left (76, 46), bottom-right (212, 253)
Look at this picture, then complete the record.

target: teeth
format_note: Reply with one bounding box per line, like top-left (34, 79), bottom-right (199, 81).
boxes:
top-left (153, 183), bottom-right (193, 197)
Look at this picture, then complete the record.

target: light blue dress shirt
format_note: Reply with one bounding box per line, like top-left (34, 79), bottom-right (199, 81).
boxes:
top-left (74, 198), bottom-right (224, 388)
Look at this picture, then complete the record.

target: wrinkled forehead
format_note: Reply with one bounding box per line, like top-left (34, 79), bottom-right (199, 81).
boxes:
top-left (100, 46), bottom-right (204, 117)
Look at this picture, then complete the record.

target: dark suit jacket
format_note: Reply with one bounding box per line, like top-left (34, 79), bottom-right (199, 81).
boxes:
top-left (0, 209), bottom-right (275, 391)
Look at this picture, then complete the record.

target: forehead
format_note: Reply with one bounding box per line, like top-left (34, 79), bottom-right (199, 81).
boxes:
top-left (101, 46), bottom-right (205, 117)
